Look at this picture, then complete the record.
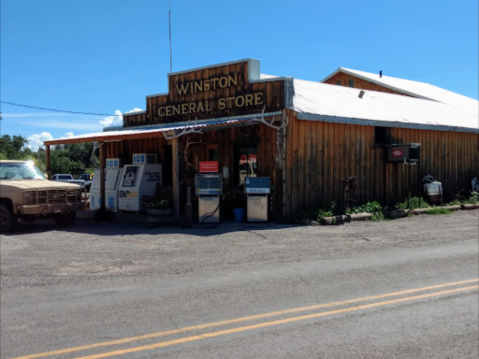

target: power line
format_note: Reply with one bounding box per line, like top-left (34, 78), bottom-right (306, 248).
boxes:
top-left (0, 101), bottom-right (122, 116)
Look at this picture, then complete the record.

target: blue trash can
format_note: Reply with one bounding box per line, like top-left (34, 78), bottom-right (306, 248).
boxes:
top-left (234, 208), bottom-right (244, 223)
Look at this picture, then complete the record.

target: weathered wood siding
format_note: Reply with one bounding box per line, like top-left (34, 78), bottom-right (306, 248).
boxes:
top-left (324, 72), bottom-right (413, 97)
top-left (284, 110), bottom-right (479, 216)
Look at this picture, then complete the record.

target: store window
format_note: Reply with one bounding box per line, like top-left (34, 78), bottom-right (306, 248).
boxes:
top-left (208, 145), bottom-right (219, 161)
top-left (234, 144), bottom-right (258, 186)
top-left (374, 127), bottom-right (391, 146)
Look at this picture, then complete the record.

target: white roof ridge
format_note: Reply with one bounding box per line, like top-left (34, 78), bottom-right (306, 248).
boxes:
top-left (332, 67), bottom-right (437, 102)
top-left (290, 77), bottom-right (478, 133)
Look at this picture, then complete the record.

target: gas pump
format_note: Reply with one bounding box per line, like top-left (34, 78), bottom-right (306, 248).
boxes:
top-left (195, 173), bottom-right (223, 223)
top-left (118, 154), bottom-right (162, 212)
top-left (245, 177), bottom-right (270, 222)
top-left (90, 158), bottom-right (122, 212)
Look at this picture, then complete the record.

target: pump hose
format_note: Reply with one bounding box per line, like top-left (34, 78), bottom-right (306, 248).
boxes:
top-left (201, 195), bottom-right (224, 229)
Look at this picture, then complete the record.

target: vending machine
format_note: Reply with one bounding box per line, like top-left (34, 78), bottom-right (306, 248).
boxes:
top-left (90, 158), bottom-right (123, 212)
top-left (118, 154), bottom-right (162, 212)
top-left (89, 169), bottom-right (102, 211)
top-left (195, 173), bottom-right (222, 223)
top-left (245, 177), bottom-right (271, 222)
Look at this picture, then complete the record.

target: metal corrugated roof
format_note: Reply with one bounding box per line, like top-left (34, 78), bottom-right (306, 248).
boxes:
top-left (44, 113), bottom-right (281, 145)
top-left (289, 79), bottom-right (479, 133)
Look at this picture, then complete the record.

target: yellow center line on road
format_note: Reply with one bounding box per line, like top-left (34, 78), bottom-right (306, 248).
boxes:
top-left (72, 285), bottom-right (479, 359)
top-left (10, 279), bottom-right (478, 359)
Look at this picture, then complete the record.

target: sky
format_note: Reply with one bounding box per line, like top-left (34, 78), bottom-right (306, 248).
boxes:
top-left (1, 0), bottom-right (478, 151)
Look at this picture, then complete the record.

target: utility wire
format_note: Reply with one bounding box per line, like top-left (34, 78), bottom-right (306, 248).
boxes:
top-left (0, 101), bottom-right (122, 116)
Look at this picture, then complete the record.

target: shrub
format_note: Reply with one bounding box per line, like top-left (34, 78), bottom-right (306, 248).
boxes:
top-left (346, 201), bottom-right (383, 215)
top-left (147, 199), bottom-right (171, 209)
top-left (396, 197), bottom-right (429, 210)
top-left (462, 191), bottom-right (479, 204)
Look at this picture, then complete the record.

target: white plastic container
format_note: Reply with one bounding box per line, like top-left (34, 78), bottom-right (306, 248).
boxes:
top-left (424, 182), bottom-right (443, 204)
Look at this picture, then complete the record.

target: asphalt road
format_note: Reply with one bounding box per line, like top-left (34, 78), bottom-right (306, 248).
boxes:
top-left (1, 209), bottom-right (478, 359)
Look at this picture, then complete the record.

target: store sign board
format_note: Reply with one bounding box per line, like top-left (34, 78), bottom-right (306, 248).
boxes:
top-left (123, 59), bottom-right (285, 127)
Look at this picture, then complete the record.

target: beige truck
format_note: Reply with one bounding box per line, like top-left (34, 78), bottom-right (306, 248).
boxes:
top-left (0, 160), bottom-right (84, 232)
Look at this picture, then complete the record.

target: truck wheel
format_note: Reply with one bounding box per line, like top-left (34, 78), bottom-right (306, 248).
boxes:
top-left (0, 204), bottom-right (16, 233)
top-left (54, 212), bottom-right (76, 227)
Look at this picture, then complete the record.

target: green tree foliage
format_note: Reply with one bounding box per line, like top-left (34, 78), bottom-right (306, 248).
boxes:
top-left (49, 148), bottom-right (85, 174)
top-left (0, 135), bottom-right (29, 159)
top-left (1, 134), bottom-right (97, 175)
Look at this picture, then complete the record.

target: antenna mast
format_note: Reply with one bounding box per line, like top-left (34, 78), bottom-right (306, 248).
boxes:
top-left (169, 0), bottom-right (172, 73)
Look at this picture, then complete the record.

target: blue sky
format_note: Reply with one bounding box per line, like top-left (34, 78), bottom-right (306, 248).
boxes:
top-left (1, 0), bottom-right (478, 150)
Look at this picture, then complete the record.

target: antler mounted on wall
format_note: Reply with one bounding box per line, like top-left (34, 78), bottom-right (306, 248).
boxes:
top-left (163, 118), bottom-right (204, 140)
top-left (183, 134), bottom-right (203, 168)
top-left (250, 107), bottom-right (289, 131)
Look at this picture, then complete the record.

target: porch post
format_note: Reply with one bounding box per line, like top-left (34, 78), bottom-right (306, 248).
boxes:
top-left (99, 141), bottom-right (106, 211)
top-left (172, 137), bottom-right (180, 222)
top-left (45, 145), bottom-right (51, 180)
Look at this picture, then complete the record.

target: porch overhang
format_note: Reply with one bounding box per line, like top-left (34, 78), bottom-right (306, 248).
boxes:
top-left (44, 112), bottom-right (283, 146)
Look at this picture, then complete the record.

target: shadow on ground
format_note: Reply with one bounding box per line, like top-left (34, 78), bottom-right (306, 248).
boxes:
top-left (8, 212), bottom-right (296, 237)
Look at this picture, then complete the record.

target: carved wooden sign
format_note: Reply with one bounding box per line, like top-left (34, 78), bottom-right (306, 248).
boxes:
top-left (124, 59), bottom-right (285, 127)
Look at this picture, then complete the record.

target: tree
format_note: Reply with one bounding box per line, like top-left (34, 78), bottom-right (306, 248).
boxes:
top-left (0, 134), bottom-right (28, 159)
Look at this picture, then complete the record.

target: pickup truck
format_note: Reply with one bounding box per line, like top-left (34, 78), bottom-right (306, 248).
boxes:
top-left (0, 160), bottom-right (84, 232)
top-left (77, 173), bottom-right (93, 191)
top-left (51, 174), bottom-right (85, 190)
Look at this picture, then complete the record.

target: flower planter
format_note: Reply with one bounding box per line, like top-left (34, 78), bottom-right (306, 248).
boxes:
top-left (147, 208), bottom-right (173, 225)
top-left (147, 208), bottom-right (173, 216)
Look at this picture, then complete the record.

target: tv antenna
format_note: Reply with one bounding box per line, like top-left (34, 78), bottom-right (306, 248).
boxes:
top-left (169, 0), bottom-right (172, 73)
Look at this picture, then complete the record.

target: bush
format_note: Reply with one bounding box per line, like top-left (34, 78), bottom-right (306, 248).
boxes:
top-left (396, 197), bottom-right (429, 210)
top-left (346, 201), bottom-right (383, 215)
top-left (147, 199), bottom-right (171, 209)
top-left (462, 191), bottom-right (479, 204)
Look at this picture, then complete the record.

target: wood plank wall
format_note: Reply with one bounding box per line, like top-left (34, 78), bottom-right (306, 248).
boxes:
top-left (323, 73), bottom-right (413, 97)
top-left (284, 110), bottom-right (479, 216)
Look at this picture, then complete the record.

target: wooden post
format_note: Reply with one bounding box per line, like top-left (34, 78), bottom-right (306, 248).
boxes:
top-left (172, 137), bottom-right (180, 222)
top-left (46, 145), bottom-right (51, 180)
top-left (99, 141), bottom-right (106, 211)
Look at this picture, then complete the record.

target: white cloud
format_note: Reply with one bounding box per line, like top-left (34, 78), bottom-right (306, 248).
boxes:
top-left (61, 132), bottom-right (75, 139)
top-left (26, 132), bottom-right (54, 151)
top-left (100, 108), bottom-right (143, 128)
top-left (25, 132), bottom-right (76, 151)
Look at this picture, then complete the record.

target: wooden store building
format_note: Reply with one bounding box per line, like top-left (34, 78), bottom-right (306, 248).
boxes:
top-left (44, 59), bottom-right (479, 221)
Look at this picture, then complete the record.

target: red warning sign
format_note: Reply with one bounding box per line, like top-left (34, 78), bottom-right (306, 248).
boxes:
top-left (199, 161), bottom-right (218, 173)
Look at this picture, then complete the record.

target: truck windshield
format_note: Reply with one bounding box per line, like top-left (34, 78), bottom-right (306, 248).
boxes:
top-left (0, 161), bottom-right (47, 180)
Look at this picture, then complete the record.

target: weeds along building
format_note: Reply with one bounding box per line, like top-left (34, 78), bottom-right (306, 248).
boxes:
top-left (45, 59), bottom-right (479, 220)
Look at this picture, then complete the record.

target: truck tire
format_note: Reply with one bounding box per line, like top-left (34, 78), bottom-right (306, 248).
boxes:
top-left (54, 212), bottom-right (76, 227)
top-left (0, 204), bottom-right (16, 233)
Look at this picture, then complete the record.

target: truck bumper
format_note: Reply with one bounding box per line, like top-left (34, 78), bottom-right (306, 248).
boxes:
top-left (18, 202), bottom-right (84, 216)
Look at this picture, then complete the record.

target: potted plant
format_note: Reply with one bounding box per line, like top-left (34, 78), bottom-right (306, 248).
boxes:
top-left (147, 199), bottom-right (173, 216)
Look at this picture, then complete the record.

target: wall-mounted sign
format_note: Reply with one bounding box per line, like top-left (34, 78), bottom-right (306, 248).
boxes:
top-left (391, 149), bottom-right (403, 157)
top-left (199, 161), bottom-right (219, 173)
top-left (123, 59), bottom-right (285, 127)
top-left (122, 166), bottom-right (138, 187)
top-left (387, 144), bottom-right (421, 163)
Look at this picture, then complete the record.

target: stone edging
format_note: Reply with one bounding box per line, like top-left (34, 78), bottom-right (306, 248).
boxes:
top-left (318, 204), bottom-right (479, 225)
